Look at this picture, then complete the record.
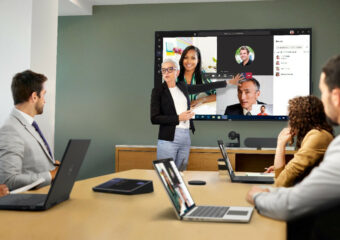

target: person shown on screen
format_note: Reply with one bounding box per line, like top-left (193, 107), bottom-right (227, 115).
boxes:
top-left (0, 70), bottom-right (59, 191)
top-left (151, 59), bottom-right (240, 170)
top-left (178, 45), bottom-right (244, 108)
top-left (177, 185), bottom-right (191, 214)
top-left (224, 78), bottom-right (265, 116)
top-left (239, 46), bottom-right (252, 66)
top-left (246, 54), bottom-right (340, 222)
top-left (160, 169), bottom-right (182, 211)
top-left (265, 96), bottom-right (333, 187)
top-left (257, 105), bottom-right (268, 116)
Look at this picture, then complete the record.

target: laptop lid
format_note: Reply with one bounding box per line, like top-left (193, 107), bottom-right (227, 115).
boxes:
top-left (44, 139), bottom-right (90, 209)
top-left (217, 140), bottom-right (235, 178)
top-left (217, 140), bottom-right (274, 184)
top-left (153, 158), bottom-right (196, 219)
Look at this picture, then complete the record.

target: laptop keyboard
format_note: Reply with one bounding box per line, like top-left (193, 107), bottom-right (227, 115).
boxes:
top-left (187, 206), bottom-right (229, 218)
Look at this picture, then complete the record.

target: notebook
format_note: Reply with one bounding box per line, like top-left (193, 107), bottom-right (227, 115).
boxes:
top-left (153, 158), bottom-right (253, 223)
top-left (0, 139), bottom-right (90, 211)
top-left (217, 140), bottom-right (274, 184)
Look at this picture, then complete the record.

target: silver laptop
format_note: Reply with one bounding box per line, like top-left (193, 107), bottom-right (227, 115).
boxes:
top-left (217, 140), bottom-right (274, 184)
top-left (153, 158), bottom-right (253, 223)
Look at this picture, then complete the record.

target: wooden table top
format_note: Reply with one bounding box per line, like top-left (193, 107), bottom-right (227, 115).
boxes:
top-left (0, 170), bottom-right (285, 240)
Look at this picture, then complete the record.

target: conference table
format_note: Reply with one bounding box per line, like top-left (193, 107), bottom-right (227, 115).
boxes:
top-left (0, 170), bottom-right (285, 240)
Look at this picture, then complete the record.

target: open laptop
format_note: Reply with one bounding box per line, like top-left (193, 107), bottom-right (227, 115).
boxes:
top-left (0, 139), bottom-right (90, 211)
top-left (153, 158), bottom-right (253, 223)
top-left (217, 140), bottom-right (274, 184)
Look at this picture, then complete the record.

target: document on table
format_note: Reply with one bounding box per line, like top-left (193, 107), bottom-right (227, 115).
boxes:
top-left (10, 178), bottom-right (45, 194)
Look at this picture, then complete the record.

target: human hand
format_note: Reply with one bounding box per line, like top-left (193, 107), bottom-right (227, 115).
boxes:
top-left (227, 73), bottom-right (245, 85)
top-left (0, 184), bottom-right (9, 197)
top-left (179, 110), bottom-right (195, 121)
top-left (190, 99), bottom-right (203, 108)
top-left (246, 186), bottom-right (269, 205)
top-left (277, 127), bottom-right (293, 147)
top-left (54, 160), bottom-right (61, 166)
top-left (264, 165), bottom-right (275, 173)
top-left (50, 166), bottom-right (59, 180)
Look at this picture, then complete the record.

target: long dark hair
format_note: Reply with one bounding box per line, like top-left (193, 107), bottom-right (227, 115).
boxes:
top-left (178, 45), bottom-right (204, 84)
top-left (288, 95), bottom-right (334, 148)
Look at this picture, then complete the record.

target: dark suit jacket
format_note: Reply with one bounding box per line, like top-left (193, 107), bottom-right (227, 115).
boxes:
top-left (151, 80), bottom-right (226, 141)
top-left (224, 101), bottom-right (265, 115)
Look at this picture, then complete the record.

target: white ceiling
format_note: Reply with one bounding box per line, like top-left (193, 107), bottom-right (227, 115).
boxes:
top-left (59, 0), bottom-right (265, 16)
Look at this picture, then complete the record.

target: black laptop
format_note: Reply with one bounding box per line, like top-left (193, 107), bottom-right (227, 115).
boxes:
top-left (0, 139), bottom-right (90, 211)
top-left (217, 140), bottom-right (274, 184)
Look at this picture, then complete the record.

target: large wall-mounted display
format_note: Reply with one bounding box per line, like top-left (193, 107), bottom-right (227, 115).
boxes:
top-left (154, 28), bottom-right (312, 121)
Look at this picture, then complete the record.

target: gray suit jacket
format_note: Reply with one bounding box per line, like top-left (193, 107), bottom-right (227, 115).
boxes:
top-left (0, 109), bottom-right (55, 190)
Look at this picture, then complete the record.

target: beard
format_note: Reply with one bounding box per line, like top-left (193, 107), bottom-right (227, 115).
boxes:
top-left (35, 104), bottom-right (44, 115)
top-left (325, 98), bottom-right (339, 126)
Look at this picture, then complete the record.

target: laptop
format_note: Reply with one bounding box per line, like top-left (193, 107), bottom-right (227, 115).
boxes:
top-left (0, 139), bottom-right (90, 211)
top-left (217, 140), bottom-right (274, 184)
top-left (153, 158), bottom-right (253, 223)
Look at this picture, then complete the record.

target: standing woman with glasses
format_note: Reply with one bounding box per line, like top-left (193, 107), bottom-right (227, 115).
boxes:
top-left (178, 45), bottom-right (244, 108)
top-left (151, 58), bottom-right (240, 170)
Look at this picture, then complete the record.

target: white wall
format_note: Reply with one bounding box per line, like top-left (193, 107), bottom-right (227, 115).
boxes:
top-left (0, 0), bottom-right (32, 125)
top-left (0, 0), bottom-right (58, 151)
top-left (31, 0), bottom-right (58, 151)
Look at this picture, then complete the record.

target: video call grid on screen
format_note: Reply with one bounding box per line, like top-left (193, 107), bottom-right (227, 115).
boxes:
top-left (154, 28), bottom-right (312, 121)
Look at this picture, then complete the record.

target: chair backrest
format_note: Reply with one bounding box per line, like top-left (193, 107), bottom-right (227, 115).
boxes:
top-left (287, 204), bottom-right (340, 240)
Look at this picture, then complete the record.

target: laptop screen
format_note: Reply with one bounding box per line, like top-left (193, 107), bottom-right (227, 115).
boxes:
top-left (217, 140), bottom-right (234, 175)
top-left (154, 159), bottom-right (195, 217)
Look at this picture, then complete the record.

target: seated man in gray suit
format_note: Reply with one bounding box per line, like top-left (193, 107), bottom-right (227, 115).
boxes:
top-left (224, 78), bottom-right (265, 115)
top-left (0, 70), bottom-right (59, 190)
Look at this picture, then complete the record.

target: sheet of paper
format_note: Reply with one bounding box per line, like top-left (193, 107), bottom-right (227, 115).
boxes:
top-left (10, 178), bottom-right (45, 194)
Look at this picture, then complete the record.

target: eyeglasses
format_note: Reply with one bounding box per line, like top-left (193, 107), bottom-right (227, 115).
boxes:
top-left (161, 67), bottom-right (176, 74)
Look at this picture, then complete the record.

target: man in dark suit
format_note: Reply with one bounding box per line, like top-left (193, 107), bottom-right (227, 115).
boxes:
top-left (224, 78), bottom-right (265, 115)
